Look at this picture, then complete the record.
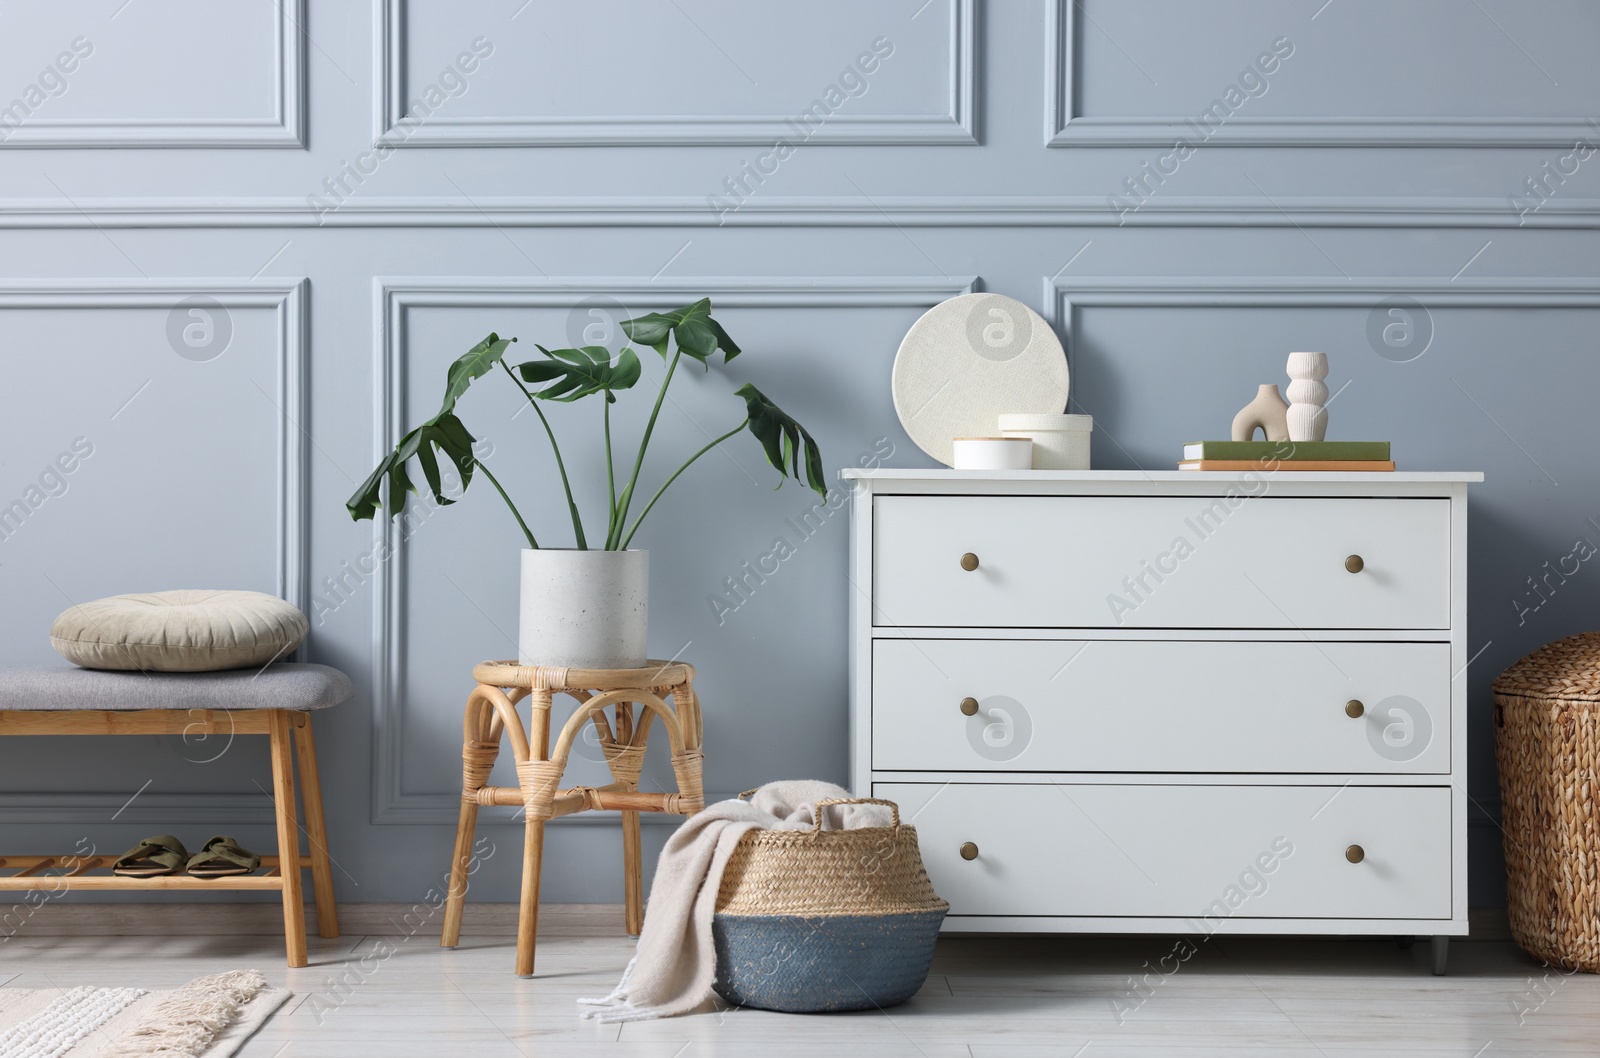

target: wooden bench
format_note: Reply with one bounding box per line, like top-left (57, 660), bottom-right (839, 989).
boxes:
top-left (0, 663), bottom-right (351, 967)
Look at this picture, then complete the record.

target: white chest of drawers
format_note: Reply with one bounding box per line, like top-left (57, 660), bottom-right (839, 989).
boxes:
top-left (846, 470), bottom-right (1480, 967)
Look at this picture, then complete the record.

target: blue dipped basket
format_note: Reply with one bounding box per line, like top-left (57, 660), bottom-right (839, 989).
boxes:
top-left (712, 797), bottom-right (948, 1013)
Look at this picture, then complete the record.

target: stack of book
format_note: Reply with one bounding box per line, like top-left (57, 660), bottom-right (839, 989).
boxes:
top-left (1178, 440), bottom-right (1393, 471)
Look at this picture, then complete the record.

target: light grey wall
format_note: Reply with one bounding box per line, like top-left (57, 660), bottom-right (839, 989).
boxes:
top-left (2, 0), bottom-right (1597, 909)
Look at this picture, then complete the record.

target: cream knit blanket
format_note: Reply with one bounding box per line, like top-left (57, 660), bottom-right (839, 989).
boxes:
top-left (578, 779), bottom-right (892, 1022)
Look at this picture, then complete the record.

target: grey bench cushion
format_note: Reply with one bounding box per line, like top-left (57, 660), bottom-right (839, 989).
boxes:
top-left (0, 663), bottom-right (353, 712)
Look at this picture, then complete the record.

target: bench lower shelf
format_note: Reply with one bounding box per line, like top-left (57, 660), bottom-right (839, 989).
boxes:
top-left (0, 854), bottom-right (314, 891)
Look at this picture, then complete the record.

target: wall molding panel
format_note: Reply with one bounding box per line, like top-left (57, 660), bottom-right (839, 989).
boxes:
top-left (1042, 274), bottom-right (1600, 443)
top-left (0, 0), bottom-right (305, 148)
top-left (1045, 0), bottom-right (1600, 148)
top-left (0, 279), bottom-right (308, 612)
top-left (4, 195), bottom-right (1598, 229)
top-left (374, 0), bottom-right (976, 146)
top-left (1043, 276), bottom-right (1600, 321)
top-left (0, 278), bottom-right (309, 826)
top-left (369, 276), bottom-right (977, 825)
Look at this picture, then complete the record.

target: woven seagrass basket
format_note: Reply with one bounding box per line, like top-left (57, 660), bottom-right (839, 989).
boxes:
top-left (1493, 632), bottom-right (1600, 971)
top-left (712, 796), bottom-right (949, 1013)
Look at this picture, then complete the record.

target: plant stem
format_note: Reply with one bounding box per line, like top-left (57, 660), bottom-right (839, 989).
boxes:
top-left (610, 349), bottom-right (681, 549)
top-left (619, 420), bottom-right (745, 550)
top-left (500, 360), bottom-right (587, 549)
top-left (473, 458), bottom-right (538, 549)
top-left (604, 397), bottom-right (617, 534)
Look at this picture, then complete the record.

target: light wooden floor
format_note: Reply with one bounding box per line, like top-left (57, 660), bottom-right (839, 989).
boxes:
top-left (3, 915), bottom-right (1597, 1057)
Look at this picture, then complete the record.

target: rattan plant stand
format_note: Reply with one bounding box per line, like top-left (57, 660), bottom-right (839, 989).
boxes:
top-left (440, 659), bottom-right (705, 976)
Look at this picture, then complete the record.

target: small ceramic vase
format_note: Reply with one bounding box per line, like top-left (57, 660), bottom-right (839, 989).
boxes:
top-left (1285, 352), bottom-right (1329, 442)
top-left (1231, 384), bottom-right (1290, 443)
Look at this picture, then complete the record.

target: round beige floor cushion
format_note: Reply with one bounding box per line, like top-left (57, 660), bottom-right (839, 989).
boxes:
top-left (50, 590), bottom-right (310, 672)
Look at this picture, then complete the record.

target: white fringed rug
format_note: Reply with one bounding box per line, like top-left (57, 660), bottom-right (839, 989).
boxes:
top-left (0, 970), bottom-right (289, 1058)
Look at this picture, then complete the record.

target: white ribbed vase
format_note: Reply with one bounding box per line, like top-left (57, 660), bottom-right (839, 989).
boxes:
top-left (518, 549), bottom-right (648, 669)
top-left (1285, 351), bottom-right (1329, 442)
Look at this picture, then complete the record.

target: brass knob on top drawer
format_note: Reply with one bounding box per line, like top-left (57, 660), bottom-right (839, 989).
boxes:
top-left (1346, 844), bottom-right (1365, 864)
top-left (960, 552), bottom-right (980, 572)
top-left (1346, 699), bottom-right (1365, 718)
top-left (960, 697), bottom-right (980, 716)
top-left (959, 842), bottom-right (979, 860)
top-left (1345, 554), bottom-right (1365, 574)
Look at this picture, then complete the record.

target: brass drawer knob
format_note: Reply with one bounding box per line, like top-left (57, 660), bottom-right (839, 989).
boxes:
top-left (1346, 699), bottom-right (1365, 718)
top-left (1346, 844), bottom-right (1365, 864)
top-left (960, 841), bottom-right (979, 860)
top-left (960, 697), bottom-right (979, 716)
top-left (960, 552), bottom-right (980, 572)
top-left (1345, 554), bottom-right (1365, 574)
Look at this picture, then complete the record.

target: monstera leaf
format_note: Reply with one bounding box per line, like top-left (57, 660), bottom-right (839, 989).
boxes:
top-left (346, 332), bottom-right (516, 521)
top-left (517, 346), bottom-right (641, 403)
top-left (346, 412), bottom-right (477, 521)
top-left (621, 299), bottom-right (740, 363)
top-left (440, 332), bottom-right (517, 415)
top-left (736, 383), bottom-right (826, 497)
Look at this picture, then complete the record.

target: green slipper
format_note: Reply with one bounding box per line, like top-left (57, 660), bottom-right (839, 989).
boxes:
top-left (112, 834), bottom-right (189, 877)
top-left (186, 835), bottom-right (261, 878)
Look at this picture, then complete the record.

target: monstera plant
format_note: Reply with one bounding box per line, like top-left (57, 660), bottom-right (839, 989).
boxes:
top-left (347, 299), bottom-right (826, 669)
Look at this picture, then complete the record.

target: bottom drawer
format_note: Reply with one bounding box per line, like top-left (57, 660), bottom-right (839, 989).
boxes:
top-left (877, 782), bottom-right (1451, 920)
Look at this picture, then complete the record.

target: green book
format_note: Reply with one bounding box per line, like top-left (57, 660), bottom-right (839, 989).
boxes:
top-left (1182, 440), bottom-right (1391, 461)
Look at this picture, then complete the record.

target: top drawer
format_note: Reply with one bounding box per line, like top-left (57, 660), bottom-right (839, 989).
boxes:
top-left (872, 495), bottom-right (1450, 630)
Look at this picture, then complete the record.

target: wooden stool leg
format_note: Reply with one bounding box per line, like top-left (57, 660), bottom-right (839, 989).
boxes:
top-left (622, 810), bottom-right (643, 936)
top-left (670, 676), bottom-right (706, 815)
top-left (516, 816), bottom-right (547, 977)
top-left (268, 709), bottom-right (308, 968)
top-left (682, 671), bottom-right (703, 755)
top-left (441, 793), bottom-right (480, 950)
top-left (609, 701), bottom-right (645, 936)
top-left (514, 687), bottom-right (555, 977)
top-left (292, 715), bottom-right (340, 939)
top-left (443, 691), bottom-right (500, 949)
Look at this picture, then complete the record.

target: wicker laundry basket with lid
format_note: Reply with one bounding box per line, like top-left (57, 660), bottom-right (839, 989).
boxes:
top-left (1494, 632), bottom-right (1600, 971)
top-left (712, 796), bottom-right (948, 1012)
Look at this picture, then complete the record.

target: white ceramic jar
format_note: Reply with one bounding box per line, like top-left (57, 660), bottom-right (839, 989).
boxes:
top-left (998, 413), bottom-right (1093, 470)
top-left (951, 437), bottom-right (1033, 470)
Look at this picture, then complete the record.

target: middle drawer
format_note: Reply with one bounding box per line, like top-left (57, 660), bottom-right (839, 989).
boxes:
top-left (873, 638), bottom-right (1451, 774)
